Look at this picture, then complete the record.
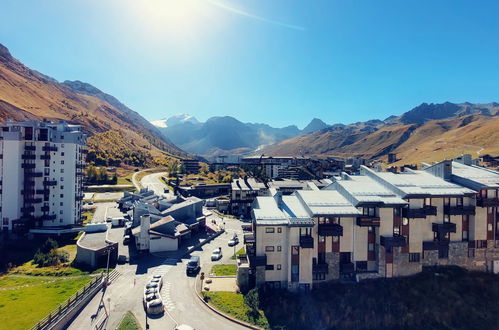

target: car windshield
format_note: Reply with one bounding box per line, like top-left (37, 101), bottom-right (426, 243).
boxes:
top-left (188, 261), bottom-right (197, 266)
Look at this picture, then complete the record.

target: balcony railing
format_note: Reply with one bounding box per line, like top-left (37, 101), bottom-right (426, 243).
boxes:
top-left (356, 216), bottom-right (381, 227)
top-left (423, 240), bottom-right (449, 251)
top-left (75, 194), bottom-right (84, 201)
top-left (380, 234), bottom-right (407, 248)
top-left (43, 180), bottom-right (57, 186)
top-left (22, 154), bottom-right (36, 160)
top-left (36, 189), bottom-right (50, 194)
top-left (477, 197), bottom-right (499, 207)
top-left (318, 223), bottom-right (343, 236)
top-left (432, 222), bottom-right (456, 236)
top-left (24, 181), bottom-right (35, 187)
top-left (21, 206), bottom-right (35, 213)
top-left (24, 145), bottom-right (36, 151)
top-left (21, 163), bottom-right (36, 169)
top-left (41, 206), bottom-right (50, 212)
top-left (424, 205), bottom-right (438, 216)
top-left (25, 198), bottom-right (42, 204)
top-left (40, 154), bottom-right (51, 160)
top-left (42, 145), bottom-right (58, 152)
top-left (25, 171), bottom-right (43, 178)
top-left (313, 263), bottom-right (329, 274)
top-left (22, 190), bottom-right (35, 196)
top-left (299, 235), bottom-right (314, 249)
top-left (402, 208), bottom-right (426, 218)
top-left (40, 214), bottom-right (57, 221)
top-left (340, 262), bottom-right (355, 274)
top-left (444, 205), bottom-right (475, 215)
top-left (76, 164), bottom-right (85, 169)
top-left (249, 255), bottom-right (267, 267)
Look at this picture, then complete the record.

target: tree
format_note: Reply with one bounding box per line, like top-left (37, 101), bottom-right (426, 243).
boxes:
top-left (200, 162), bottom-right (209, 175)
top-left (244, 288), bottom-right (260, 318)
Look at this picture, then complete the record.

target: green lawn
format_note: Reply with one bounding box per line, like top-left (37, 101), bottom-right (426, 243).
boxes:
top-left (82, 208), bottom-right (95, 225)
top-left (116, 171), bottom-right (135, 185)
top-left (211, 264), bottom-right (237, 276)
top-left (117, 311), bottom-right (142, 330)
top-left (231, 246), bottom-right (246, 260)
top-left (0, 274), bottom-right (92, 330)
top-left (202, 291), bottom-right (269, 328)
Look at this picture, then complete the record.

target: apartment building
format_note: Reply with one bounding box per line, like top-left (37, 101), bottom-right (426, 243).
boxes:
top-left (230, 178), bottom-right (267, 216)
top-left (0, 120), bottom-right (85, 233)
top-left (245, 163), bottom-right (499, 291)
top-left (241, 156), bottom-right (311, 179)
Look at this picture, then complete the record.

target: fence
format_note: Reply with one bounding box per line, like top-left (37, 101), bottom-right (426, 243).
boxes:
top-left (31, 272), bottom-right (108, 330)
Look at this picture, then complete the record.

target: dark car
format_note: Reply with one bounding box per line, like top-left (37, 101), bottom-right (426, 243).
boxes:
top-left (186, 256), bottom-right (200, 275)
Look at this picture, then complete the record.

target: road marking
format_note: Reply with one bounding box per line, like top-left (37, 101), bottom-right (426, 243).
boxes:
top-left (161, 281), bottom-right (176, 311)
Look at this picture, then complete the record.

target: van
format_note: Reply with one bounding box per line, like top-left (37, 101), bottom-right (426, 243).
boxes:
top-left (186, 256), bottom-right (200, 275)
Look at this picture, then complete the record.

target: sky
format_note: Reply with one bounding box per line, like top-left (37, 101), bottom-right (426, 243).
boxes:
top-left (1, 0), bottom-right (499, 128)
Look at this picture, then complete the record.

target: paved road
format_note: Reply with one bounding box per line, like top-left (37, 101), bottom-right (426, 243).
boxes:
top-left (68, 210), bottom-right (246, 330)
top-left (140, 172), bottom-right (172, 198)
top-left (91, 202), bottom-right (125, 223)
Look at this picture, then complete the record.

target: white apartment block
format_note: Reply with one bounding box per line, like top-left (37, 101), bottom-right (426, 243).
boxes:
top-left (244, 161), bottom-right (499, 291)
top-left (0, 120), bottom-right (85, 233)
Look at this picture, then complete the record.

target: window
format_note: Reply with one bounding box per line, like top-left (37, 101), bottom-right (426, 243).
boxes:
top-left (394, 208), bottom-right (401, 217)
top-left (265, 265), bottom-right (274, 271)
top-left (277, 246), bottom-right (282, 252)
top-left (60, 186), bottom-right (64, 189)
top-left (456, 198), bottom-right (463, 206)
top-left (61, 144), bottom-right (64, 148)
top-left (277, 227), bottom-right (282, 233)
top-left (488, 223), bottom-right (493, 232)
top-left (60, 177), bottom-right (64, 181)
top-left (444, 198), bottom-right (450, 206)
top-left (318, 235), bottom-right (325, 243)
top-left (61, 160), bottom-right (64, 165)
top-left (363, 207), bottom-right (376, 217)
top-left (356, 261), bottom-right (367, 271)
top-left (368, 226), bottom-right (373, 232)
top-left (444, 214), bottom-right (450, 223)
top-left (265, 228), bottom-right (275, 233)
top-left (313, 273), bottom-right (326, 281)
top-left (60, 202), bottom-right (63, 206)
top-left (368, 243), bottom-right (374, 251)
top-left (277, 264), bottom-right (281, 270)
top-left (402, 218), bottom-right (409, 226)
top-left (291, 246), bottom-right (299, 255)
top-left (60, 194), bottom-right (64, 198)
top-left (394, 226), bottom-right (400, 235)
top-left (265, 246), bottom-right (275, 252)
top-left (60, 169), bottom-right (64, 173)
top-left (61, 152), bottom-right (64, 156)
top-left (332, 236), bottom-right (339, 242)
top-left (59, 210), bottom-right (63, 214)
top-left (409, 253), bottom-right (420, 262)
top-left (462, 230), bottom-right (468, 241)
top-left (425, 198), bottom-right (432, 206)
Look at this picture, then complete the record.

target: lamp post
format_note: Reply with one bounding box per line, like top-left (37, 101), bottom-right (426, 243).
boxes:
top-left (105, 242), bottom-right (114, 285)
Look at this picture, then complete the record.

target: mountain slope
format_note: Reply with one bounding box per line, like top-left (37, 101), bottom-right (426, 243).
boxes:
top-left (0, 44), bottom-right (186, 166)
top-left (262, 102), bottom-right (499, 163)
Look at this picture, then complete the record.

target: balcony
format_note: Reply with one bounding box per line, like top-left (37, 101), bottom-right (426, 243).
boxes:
top-left (402, 208), bottom-right (426, 218)
top-left (76, 164), bottom-right (85, 169)
top-left (299, 235), bottom-right (314, 249)
top-left (25, 171), bottom-right (43, 178)
top-left (423, 240), bottom-right (449, 251)
top-left (432, 222), bottom-right (456, 236)
top-left (42, 145), bottom-right (58, 152)
top-left (313, 263), bottom-right (329, 274)
top-left (249, 255), bottom-right (267, 267)
top-left (340, 262), bottom-right (355, 274)
top-left (21, 206), bottom-right (35, 213)
top-left (43, 180), bottom-right (57, 186)
top-left (318, 223), bottom-right (343, 236)
top-left (356, 216), bottom-right (381, 227)
top-left (444, 205), bottom-right (475, 215)
top-left (24, 145), bottom-right (36, 151)
top-left (243, 233), bottom-right (255, 244)
top-left (36, 189), bottom-right (50, 194)
top-left (22, 154), bottom-right (36, 160)
top-left (380, 234), bottom-right (407, 248)
top-left (24, 181), bottom-right (35, 187)
top-left (22, 189), bottom-right (35, 195)
top-left (40, 154), bottom-right (51, 160)
top-left (75, 194), bottom-right (84, 201)
top-left (41, 206), bottom-right (50, 212)
top-left (40, 214), bottom-right (57, 221)
top-left (423, 205), bottom-right (438, 216)
top-left (25, 198), bottom-right (42, 204)
top-left (21, 163), bottom-right (36, 169)
top-left (477, 197), bottom-right (499, 207)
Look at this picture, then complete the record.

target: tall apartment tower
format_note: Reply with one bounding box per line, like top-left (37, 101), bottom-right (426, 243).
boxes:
top-left (0, 120), bottom-right (86, 233)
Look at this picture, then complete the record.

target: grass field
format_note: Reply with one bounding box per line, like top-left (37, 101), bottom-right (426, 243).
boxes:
top-left (116, 170), bottom-right (135, 185)
top-left (260, 266), bottom-right (499, 330)
top-left (202, 291), bottom-right (269, 328)
top-left (82, 208), bottom-right (96, 225)
top-left (117, 311), bottom-right (142, 330)
top-left (0, 274), bottom-right (92, 330)
top-left (231, 246), bottom-right (246, 260)
top-left (211, 264), bottom-right (237, 276)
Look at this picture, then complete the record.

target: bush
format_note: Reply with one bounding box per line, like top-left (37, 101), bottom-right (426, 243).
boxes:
top-left (33, 238), bottom-right (69, 267)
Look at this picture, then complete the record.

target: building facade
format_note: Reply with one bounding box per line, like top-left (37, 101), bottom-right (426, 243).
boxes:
top-left (245, 162), bottom-right (499, 291)
top-left (0, 120), bottom-right (85, 233)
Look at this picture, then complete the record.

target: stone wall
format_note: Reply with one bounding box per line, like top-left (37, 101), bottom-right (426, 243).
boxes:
top-left (237, 264), bottom-right (250, 293)
top-left (325, 252), bottom-right (340, 280)
top-left (393, 247), bottom-right (421, 277)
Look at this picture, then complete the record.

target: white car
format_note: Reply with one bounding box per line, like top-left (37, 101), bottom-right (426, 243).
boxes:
top-left (146, 298), bottom-right (164, 315)
top-left (211, 247), bottom-right (222, 261)
top-left (228, 236), bottom-right (239, 247)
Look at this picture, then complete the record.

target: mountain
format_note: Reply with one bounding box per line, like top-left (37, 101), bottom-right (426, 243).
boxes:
top-left (302, 118), bottom-right (329, 134)
top-left (0, 43), bottom-right (186, 166)
top-left (151, 115), bottom-right (325, 158)
top-left (262, 102), bottom-right (499, 164)
top-left (150, 113), bottom-right (199, 128)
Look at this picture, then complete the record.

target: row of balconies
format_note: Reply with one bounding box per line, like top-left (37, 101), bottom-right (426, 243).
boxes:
top-left (402, 205), bottom-right (437, 218)
top-left (477, 197), bottom-right (499, 207)
top-left (443, 205), bottom-right (475, 215)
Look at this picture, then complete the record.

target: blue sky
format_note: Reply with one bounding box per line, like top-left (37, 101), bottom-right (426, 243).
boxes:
top-left (1, 0), bottom-right (499, 128)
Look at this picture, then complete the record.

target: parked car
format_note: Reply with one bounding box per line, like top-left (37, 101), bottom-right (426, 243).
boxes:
top-left (149, 276), bottom-right (163, 289)
top-left (186, 256), bottom-right (201, 275)
top-left (117, 255), bottom-right (128, 264)
top-left (211, 247), bottom-right (222, 261)
top-left (228, 235), bottom-right (239, 247)
top-left (123, 235), bottom-right (131, 245)
top-left (146, 298), bottom-right (164, 315)
top-left (145, 282), bottom-right (159, 290)
top-left (88, 201), bottom-right (94, 205)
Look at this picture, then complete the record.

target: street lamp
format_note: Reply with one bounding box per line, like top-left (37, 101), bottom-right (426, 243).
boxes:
top-left (105, 242), bottom-right (114, 284)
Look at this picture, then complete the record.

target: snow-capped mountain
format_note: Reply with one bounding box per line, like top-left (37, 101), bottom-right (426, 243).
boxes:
top-left (151, 114), bottom-right (200, 128)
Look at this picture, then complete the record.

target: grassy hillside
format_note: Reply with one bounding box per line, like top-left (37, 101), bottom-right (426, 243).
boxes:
top-left (260, 267), bottom-right (499, 330)
top-left (0, 43), bottom-right (186, 166)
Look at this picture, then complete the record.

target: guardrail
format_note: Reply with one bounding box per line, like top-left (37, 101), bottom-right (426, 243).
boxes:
top-left (30, 272), bottom-right (111, 330)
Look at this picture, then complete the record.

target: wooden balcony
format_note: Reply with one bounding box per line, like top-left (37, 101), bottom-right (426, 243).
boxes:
top-left (313, 263), bottom-right (329, 274)
top-left (299, 235), bottom-right (314, 249)
top-left (380, 234), bottom-right (407, 248)
top-left (356, 216), bottom-right (380, 227)
top-left (318, 223), bottom-right (343, 236)
top-left (477, 197), bottom-right (499, 207)
top-left (444, 205), bottom-right (475, 215)
top-left (432, 222), bottom-right (456, 235)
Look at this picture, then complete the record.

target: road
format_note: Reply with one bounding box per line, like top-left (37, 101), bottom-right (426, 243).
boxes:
top-left (140, 171), bottom-right (171, 197)
top-left (68, 210), bottom-right (246, 330)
